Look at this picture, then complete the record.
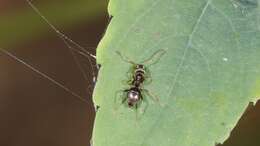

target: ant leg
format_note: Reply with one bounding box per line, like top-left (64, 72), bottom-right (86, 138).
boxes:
top-left (121, 79), bottom-right (132, 85)
top-left (126, 66), bottom-right (134, 83)
top-left (122, 75), bottom-right (132, 85)
top-left (134, 100), bottom-right (144, 121)
top-left (144, 69), bottom-right (152, 85)
top-left (122, 89), bottom-right (129, 104)
top-left (114, 89), bottom-right (128, 110)
top-left (145, 77), bottom-right (152, 85)
top-left (143, 89), bottom-right (162, 106)
top-left (135, 104), bottom-right (139, 121)
top-left (140, 94), bottom-right (149, 114)
top-left (121, 67), bottom-right (134, 85)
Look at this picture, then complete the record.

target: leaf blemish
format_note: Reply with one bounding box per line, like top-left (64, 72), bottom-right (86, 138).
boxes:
top-left (134, 27), bottom-right (143, 34)
top-left (235, 0), bottom-right (258, 7)
top-left (222, 57), bottom-right (228, 62)
top-left (153, 31), bottom-right (161, 40)
top-left (95, 105), bottom-right (101, 112)
top-left (231, 0), bottom-right (258, 12)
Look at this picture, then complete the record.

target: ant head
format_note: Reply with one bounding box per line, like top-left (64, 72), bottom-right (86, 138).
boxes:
top-left (135, 64), bottom-right (145, 69)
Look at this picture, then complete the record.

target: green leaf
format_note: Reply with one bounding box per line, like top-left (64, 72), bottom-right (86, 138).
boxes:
top-left (93, 0), bottom-right (260, 146)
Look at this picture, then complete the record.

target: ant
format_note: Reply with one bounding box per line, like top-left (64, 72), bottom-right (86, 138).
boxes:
top-left (115, 49), bottom-right (167, 113)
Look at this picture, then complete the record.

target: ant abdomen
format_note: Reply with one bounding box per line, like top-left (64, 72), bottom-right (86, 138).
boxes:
top-left (126, 88), bottom-right (142, 107)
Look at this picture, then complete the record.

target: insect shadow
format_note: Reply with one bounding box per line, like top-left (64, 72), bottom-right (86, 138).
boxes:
top-left (114, 48), bottom-right (167, 116)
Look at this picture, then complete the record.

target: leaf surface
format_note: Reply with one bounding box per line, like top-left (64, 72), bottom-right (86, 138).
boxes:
top-left (93, 0), bottom-right (260, 146)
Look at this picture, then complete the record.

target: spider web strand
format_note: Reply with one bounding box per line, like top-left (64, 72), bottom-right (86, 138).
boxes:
top-left (26, 0), bottom-right (97, 60)
top-left (0, 47), bottom-right (89, 104)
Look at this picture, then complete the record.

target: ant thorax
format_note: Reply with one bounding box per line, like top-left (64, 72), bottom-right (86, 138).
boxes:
top-left (132, 64), bottom-right (146, 86)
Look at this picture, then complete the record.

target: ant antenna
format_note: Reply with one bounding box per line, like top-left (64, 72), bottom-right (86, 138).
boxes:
top-left (0, 47), bottom-right (89, 104)
top-left (26, 0), bottom-right (96, 60)
top-left (115, 51), bottom-right (135, 65)
top-left (116, 49), bottom-right (167, 66)
top-left (141, 48), bottom-right (167, 66)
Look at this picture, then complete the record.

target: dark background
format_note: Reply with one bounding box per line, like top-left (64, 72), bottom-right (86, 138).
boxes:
top-left (0, 0), bottom-right (259, 146)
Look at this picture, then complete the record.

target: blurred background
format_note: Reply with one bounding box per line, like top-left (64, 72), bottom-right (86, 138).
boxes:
top-left (0, 0), bottom-right (258, 146)
top-left (0, 0), bottom-right (108, 146)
